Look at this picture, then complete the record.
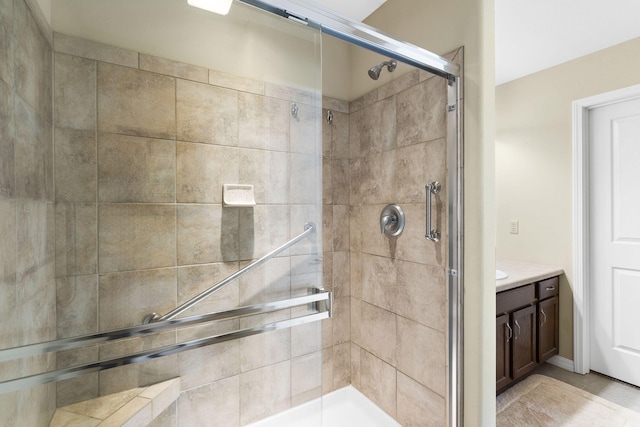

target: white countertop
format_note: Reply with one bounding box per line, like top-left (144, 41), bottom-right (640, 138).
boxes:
top-left (496, 259), bottom-right (564, 293)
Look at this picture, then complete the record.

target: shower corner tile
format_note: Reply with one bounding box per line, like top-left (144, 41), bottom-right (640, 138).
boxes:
top-left (330, 110), bottom-right (350, 160)
top-left (291, 352), bottom-right (322, 407)
top-left (349, 250), bottom-right (362, 300)
top-left (332, 342), bottom-right (351, 389)
top-left (331, 251), bottom-right (350, 297)
top-left (377, 69), bottom-right (419, 100)
top-left (349, 90), bottom-right (378, 113)
top-left (350, 343), bottom-right (361, 389)
top-left (322, 96), bottom-right (349, 114)
top-left (321, 317), bottom-right (333, 349)
top-left (332, 205), bottom-right (350, 252)
top-left (322, 252), bottom-right (333, 292)
top-left (359, 349), bottom-right (397, 419)
top-left (331, 158), bottom-right (350, 206)
top-left (322, 157), bottom-right (333, 205)
top-left (322, 205), bottom-right (333, 254)
top-left (322, 348), bottom-right (334, 394)
top-left (332, 296), bottom-right (351, 346)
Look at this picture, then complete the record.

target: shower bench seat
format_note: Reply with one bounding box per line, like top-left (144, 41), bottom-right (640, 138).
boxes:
top-left (49, 377), bottom-right (180, 427)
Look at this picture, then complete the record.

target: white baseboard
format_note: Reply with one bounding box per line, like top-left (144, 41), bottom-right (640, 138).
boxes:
top-left (546, 355), bottom-right (575, 372)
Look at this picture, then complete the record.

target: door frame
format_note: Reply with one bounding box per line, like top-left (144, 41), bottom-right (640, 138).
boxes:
top-left (572, 83), bottom-right (640, 374)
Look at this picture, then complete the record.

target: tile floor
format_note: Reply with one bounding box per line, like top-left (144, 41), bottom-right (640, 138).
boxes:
top-left (534, 363), bottom-right (640, 414)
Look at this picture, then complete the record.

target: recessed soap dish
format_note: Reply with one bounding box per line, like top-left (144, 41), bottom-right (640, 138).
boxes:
top-left (223, 184), bottom-right (256, 207)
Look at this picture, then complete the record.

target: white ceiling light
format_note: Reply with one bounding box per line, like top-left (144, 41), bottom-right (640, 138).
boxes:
top-left (187, 0), bottom-right (233, 15)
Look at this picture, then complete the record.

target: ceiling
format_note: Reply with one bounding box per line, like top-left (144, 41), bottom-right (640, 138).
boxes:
top-left (314, 0), bottom-right (640, 87)
top-left (312, 0), bottom-right (386, 22)
top-left (495, 0), bottom-right (640, 85)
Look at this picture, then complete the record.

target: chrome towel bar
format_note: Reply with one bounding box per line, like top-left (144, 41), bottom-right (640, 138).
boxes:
top-left (0, 290), bottom-right (331, 395)
top-left (0, 291), bottom-right (330, 363)
top-left (144, 222), bottom-right (316, 324)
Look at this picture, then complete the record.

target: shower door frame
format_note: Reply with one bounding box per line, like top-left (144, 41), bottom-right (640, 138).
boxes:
top-left (238, 1), bottom-right (464, 425)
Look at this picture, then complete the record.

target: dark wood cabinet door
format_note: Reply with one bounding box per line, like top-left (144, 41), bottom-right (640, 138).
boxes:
top-left (512, 304), bottom-right (538, 379)
top-left (538, 296), bottom-right (559, 363)
top-left (496, 313), bottom-right (512, 391)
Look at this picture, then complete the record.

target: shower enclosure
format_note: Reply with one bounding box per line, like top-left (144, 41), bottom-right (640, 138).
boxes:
top-left (0, 0), bottom-right (462, 425)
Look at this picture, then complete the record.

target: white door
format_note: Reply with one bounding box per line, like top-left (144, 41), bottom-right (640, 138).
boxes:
top-left (589, 97), bottom-right (640, 387)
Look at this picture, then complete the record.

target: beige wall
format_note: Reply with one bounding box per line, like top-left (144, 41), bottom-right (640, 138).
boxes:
top-left (363, 0), bottom-right (496, 424)
top-left (496, 36), bottom-right (640, 362)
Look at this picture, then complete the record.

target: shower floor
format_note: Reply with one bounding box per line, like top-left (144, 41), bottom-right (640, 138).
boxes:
top-left (248, 385), bottom-right (401, 427)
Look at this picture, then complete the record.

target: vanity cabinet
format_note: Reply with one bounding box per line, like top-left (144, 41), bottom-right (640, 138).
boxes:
top-left (496, 276), bottom-right (559, 393)
top-left (537, 277), bottom-right (559, 363)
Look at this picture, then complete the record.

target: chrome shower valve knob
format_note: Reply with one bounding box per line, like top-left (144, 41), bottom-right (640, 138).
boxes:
top-left (380, 204), bottom-right (405, 236)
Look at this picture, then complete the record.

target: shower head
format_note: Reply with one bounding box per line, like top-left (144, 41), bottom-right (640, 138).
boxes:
top-left (368, 59), bottom-right (397, 80)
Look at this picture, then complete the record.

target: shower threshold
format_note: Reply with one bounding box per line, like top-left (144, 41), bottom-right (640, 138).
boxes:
top-left (248, 385), bottom-right (401, 427)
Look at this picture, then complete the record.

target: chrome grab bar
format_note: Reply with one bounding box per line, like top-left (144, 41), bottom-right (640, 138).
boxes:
top-left (144, 222), bottom-right (316, 323)
top-left (0, 290), bottom-right (331, 394)
top-left (425, 182), bottom-right (441, 242)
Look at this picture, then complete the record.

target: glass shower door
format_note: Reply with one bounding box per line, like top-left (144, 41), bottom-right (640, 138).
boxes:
top-left (0, 0), bottom-right (324, 425)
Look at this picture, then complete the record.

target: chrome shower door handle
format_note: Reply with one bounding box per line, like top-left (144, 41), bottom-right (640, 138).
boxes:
top-left (425, 181), bottom-right (441, 242)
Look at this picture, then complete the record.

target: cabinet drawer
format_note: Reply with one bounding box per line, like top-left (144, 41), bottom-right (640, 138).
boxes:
top-left (497, 284), bottom-right (535, 314)
top-left (537, 277), bottom-right (559, 300)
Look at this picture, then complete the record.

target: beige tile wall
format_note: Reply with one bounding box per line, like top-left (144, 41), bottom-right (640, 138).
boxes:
top-left (0, 0), bottom-right (56, 425)
top-left (52, 33), bottom-right (324, 426)
top-left (348, 48), bottom-right (463, 425)
top-left (321, 97), bottom-right (353, 396)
